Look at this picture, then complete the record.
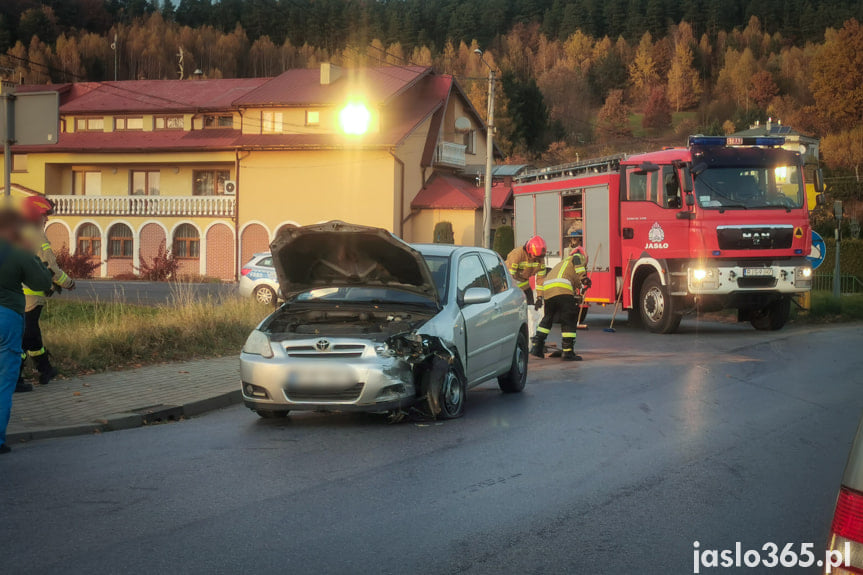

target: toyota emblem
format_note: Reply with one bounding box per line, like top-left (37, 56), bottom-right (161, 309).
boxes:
top-left (315, 339), bottom-right (330, 352)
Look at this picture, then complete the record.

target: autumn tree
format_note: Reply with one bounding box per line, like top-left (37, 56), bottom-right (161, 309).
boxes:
top-left (822, 126), bottom-right (863, 182)
top-left (748, 70), bottom-right (778, 109)
top-left (642, 87), bottom-right (672, 131)
top-left (629, 32), bottom-right (658, 104)
top-left (810, 19), bottom-right (863, 131)
top-left (666, 26), bottom-right (702, 111)
top-left (597, 89), bottom-right (632, 141)
top-left (537, 63), bottom-right (593, 143)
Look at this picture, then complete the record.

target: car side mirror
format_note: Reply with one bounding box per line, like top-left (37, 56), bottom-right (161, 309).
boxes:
top-left (816, 168), bottom-right (826, 194)
top-left (681, 166), bottom-right (694, 193)
top-left (685, 194), bottom-right (695, 207)
top-left (635, 162), bottom-right (660, 174)
top-left (691, 162), bottom-right (708, 177)
top-left (461, 287), bottom-right (492, 306)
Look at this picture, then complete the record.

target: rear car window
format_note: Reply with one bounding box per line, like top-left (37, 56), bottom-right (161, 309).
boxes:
top-left (481, 252), bottom-right (508, 294)
top-left (258, 257), bottom-right (273, 267)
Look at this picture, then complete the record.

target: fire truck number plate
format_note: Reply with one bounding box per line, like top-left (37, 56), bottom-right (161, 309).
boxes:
top-left (743, 268), bottom-right (774, 277)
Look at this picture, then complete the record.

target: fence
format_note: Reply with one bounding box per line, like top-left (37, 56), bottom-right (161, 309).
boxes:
top-left (813, 274), bottom-right (863, 294)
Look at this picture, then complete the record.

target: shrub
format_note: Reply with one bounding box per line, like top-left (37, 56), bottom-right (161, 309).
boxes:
top-left (820, 238), bottom-right (863, 280)
top-left (137, 241), bottom-right (180, 281)
top-left (54, 247), bottom-right (101, 279)
top-left (433, 221), bottom-right (454, 244)
top-left (493, 225), bottom-right (514, 258)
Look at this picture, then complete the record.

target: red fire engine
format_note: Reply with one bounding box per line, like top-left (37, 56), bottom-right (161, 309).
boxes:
top-left (513, 136), bottom-right (818, 333)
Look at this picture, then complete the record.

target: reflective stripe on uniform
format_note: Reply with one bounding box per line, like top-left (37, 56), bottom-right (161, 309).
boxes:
top-left (542, 278), bottom-right (573, 291)
top-left (574, 266), bottom-right (586, 274)
top-left (22, 287), bottom-right (46, 296)
top-left (516, 279), bottom-right (530, 289)
top-left (57, 272), bottom-right (68, 284)
top-left (41, 243), bottom-right (51, 251)
top-left (561, 332), bottom-right (578, 338)
top-left (27, 347), bottom-right (46, 357)
top-left (562, 348), bottom-right (573, 352)
top-left (536, 326), bottom-right (551, 334)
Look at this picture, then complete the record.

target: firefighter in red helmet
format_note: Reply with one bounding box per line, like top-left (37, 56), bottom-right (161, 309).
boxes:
top-left (505, 235), bottom-right (547, 308)
top-left (17, 196), bottom-right (74, 392)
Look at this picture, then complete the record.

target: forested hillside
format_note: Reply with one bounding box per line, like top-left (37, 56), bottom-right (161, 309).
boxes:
top-left (1, 0), bottom-right (861, 186)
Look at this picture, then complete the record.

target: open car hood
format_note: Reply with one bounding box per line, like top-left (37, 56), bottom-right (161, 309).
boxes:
top-left (270, 221), bottom-right (440, 306)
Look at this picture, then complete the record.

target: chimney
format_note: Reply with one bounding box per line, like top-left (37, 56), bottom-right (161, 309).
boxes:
top-left (320, 63), bottom-right (342, 85)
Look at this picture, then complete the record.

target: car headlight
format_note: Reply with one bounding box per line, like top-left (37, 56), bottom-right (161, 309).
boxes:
top-left (243, 330), bottom-right (274, 358)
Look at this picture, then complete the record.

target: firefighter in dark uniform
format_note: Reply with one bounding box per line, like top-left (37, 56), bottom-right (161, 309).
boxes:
top-left (530, 250), bottom-right (591, 361)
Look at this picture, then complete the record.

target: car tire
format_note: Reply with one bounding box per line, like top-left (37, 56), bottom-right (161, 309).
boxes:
top-left (254, 285), bottom-right (276, 305)
top-left (750, 297), bottom-right (791, 331)
top-left (438, 366), bottom-right (466, 419)
top-left (639, 274), bottom-right (682, 334)
top-left (498, 331), bottom-right (528, 393)
top-left (256, 410), bottom-right (290, 419)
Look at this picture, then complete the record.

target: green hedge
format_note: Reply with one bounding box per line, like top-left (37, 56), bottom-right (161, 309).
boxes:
top-left (819, 238), bottom-right (863, 279)
top-left (493, 225), bottom-right (514, 258)
top-left (433, 221), bottom-right (454, 244)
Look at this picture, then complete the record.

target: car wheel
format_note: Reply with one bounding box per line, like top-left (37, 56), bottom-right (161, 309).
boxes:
top-left (750, 297), bottom-right (791, 331)
top-left (254, 285), bottom-right (276, 305)
top-left (498, 331), bottom-right (528, 393)
top-left (438, 367), bottom-right (466, 419)
top-left (639, 274), bottom-right (682, 334)
top-left (256, 410), bottom-right (289, 419)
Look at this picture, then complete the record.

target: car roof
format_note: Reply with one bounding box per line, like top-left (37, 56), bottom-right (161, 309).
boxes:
top-left (412, 243), bottom-right (501, 259)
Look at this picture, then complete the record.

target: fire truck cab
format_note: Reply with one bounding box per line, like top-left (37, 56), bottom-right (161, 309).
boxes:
top-left (513, 136), bottom-right (816, 333)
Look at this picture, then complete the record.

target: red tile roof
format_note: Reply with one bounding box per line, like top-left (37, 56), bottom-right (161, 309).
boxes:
top-left (17, 128), bottom-right (241, 153)
top-left (58, 78), bottom-right (269, 114)
top-left (411, 173), bottom-right (512, 210)
top-left (234, 66), bottom-right (430, 107)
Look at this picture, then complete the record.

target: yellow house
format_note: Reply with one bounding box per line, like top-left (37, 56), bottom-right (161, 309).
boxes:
top-left (2, 64), bottom-right (502, 280)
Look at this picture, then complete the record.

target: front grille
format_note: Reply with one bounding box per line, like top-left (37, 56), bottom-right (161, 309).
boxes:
top-left (717, 226), bottom-right (793, 250)
top-left (286, 382), bottom-right (364, 402)
top-left (284, 343), bottom-right (366, 359)
top-left (737, 277), bottom-right (777, 288)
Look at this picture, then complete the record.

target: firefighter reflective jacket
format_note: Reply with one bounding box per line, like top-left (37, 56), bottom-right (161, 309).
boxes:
top-left (505, 247), bottom-right (546, 291)
top-left (23, 225), bottom-right (72, 311)
top-left (540, 253), bottom-right (587, 299)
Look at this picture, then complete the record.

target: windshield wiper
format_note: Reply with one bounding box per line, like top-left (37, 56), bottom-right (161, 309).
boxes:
top-left (718, 203), bottom-right (749, 213)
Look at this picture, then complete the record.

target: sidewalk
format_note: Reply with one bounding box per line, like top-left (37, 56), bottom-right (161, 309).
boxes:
top-left (8, 356), bottom-right (241, 443)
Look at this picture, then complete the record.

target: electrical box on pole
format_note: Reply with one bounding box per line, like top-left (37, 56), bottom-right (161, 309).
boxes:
top-left (1, 87), bottom-right (59, 200)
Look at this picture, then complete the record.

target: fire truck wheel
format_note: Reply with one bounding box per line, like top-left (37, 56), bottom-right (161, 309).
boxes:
top-left (749, 297), bottom-right (791, 331)
top-left (639, 274), bottom-right (682, 334)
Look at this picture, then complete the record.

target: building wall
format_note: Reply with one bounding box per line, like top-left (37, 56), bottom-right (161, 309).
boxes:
top-left (442, 96), bottom-right (488, 168)
top-left (395, 116), bottom-right (432, 242)
top-left (206, 223), bottom-right (235, 280)
top-left (240, 223), bottom-right (269, 267)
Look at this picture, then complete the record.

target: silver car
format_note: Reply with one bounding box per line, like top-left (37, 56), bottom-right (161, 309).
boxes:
top-left (240, 221), bottom-right (528, 419)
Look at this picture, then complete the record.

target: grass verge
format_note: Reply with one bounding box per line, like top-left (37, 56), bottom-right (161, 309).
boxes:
top-left (794, 292), bottom-right (863, 323)
top-left (38, 286), bottom-right (271, 375)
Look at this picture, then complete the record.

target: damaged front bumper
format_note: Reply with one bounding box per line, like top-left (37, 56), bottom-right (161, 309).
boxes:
top-left (240, 333), bottom-right (455, 414)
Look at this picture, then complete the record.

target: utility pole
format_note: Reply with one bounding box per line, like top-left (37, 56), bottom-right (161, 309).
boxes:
top-left (475, 49), bottom-right (495, 249)
top-left (834, 200), bottom-right (843, 298)
top-left (111, 34), bottom-right (118, 81)
top-left (3, 82), bottom-right (15, 205)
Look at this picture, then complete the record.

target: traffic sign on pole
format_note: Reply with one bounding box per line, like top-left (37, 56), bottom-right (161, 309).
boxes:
top-left (808, 231), bottom-right (827, 270)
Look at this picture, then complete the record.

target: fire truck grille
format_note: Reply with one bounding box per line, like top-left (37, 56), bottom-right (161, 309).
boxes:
top-left (717, 227), bottom-right (793, 250)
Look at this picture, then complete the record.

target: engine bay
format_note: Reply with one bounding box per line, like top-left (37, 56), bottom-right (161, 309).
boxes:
top-left (265, 305), bottom-right (435, 341)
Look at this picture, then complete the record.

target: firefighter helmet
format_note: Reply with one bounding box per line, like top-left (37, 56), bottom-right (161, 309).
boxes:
top-left (572, 246), bottom-right (587, 265)
top-left (22, 196), bottom-right (55, 222)
top-left (525, 236), bottom-right (547, 258)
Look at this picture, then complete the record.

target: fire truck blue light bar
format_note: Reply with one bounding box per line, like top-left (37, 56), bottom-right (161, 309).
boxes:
top-left (689, 136), bottom-right (786, 147)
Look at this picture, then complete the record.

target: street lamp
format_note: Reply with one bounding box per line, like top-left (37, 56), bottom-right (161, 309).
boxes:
top-left (475, 48), bottom-right (495, 249)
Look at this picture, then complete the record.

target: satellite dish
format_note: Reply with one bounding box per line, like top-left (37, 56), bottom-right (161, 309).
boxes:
top-left (454, 116), bottom-right (471, 133)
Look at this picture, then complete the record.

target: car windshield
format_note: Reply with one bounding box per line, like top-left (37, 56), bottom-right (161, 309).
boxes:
top-left (294, 286), bottom-right (435, 306)
top-left (422, 255), bottom-right (450, 304)
top-left (694, 165), bottom-right (805, 210)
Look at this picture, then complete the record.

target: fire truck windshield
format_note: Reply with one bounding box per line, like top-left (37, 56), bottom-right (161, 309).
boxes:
top-left (694, 165), bottom-right (805, 210)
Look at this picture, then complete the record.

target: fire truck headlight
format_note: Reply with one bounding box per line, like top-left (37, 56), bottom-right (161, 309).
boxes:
top-left (795, 266), bottom-right (813, 287)
top-left (690, 268), bottom-right (719, 290)
top-left (693, 269), bottom-right (707, 280)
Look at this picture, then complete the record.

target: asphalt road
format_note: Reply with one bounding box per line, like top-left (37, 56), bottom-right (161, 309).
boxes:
top-left (3, 316), bottom-right (862, 574)
top-left (64, 279), bottom-right (238, 305)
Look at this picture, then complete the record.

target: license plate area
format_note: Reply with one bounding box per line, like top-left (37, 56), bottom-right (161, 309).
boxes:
top-left (743, 267), bottom-right (774, 277)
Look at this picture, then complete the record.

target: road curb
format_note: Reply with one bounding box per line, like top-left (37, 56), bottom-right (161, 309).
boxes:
top-left (8, 389), bottom-right (243, 444)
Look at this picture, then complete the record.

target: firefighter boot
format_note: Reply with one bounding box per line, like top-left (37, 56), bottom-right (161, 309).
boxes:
top-left (32, 349), bottom-right (58, 386)
top-left (530, 334), bottom-right (546, 359)
top-left (561, 337), bottom-right (582, 362)
top-left (15, 354), bottom-right (33, 393)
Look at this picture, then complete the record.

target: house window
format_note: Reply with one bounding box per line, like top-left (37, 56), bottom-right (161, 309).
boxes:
top-left (262, 111), bottom-right (284, 133)
top-left (75, 117), bottom-right (104, 132)
top-left (155, 115), bottom-right (184, 130)
top-left (12, 154), bottom-right (27, 172)
top-left (305, 110), bottom-right (320, 126)
top-left (173, 224), bottom-right (200, 259)
top-left (73, 171), bottom-right (102, 195)
top-left (130, 171), bottom-right (160, 196)
top-left (193, 169), bottom-right (230, 196)
top-left (115, 116), bottom-right (143, 131)
top-left (463, 130), bottom-right (476, 154)
top-left (203, 114), bottom-right (233, 129)
top-left (77, 223), bottom-right (101, 256)
top-left (108, 223), bottom-right (133, 258)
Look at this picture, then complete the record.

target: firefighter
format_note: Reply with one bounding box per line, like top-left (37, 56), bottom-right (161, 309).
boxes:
top-left (18, 197), bottom-right (74, 391)
top-left (505, 236), bottom-right (547, 308)
top-left (530, 250), bottom-right (592, 361)
top-left (564, 229), bottom-right (584, 259)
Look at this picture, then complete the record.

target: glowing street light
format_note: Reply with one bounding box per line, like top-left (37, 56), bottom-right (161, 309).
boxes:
top-left (339, 102), bottom-right (371, 135)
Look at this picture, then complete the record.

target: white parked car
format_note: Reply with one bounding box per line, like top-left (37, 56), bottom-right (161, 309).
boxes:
top-left (239, 252), bottom-right (280, 305)
top-left (240, 221), bottom-right (528, 419)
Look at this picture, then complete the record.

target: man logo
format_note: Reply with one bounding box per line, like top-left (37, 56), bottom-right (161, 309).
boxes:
top-left (646, 222), bottom-right (669, 249)
top-left (315, 339), bottom-right (331, 352)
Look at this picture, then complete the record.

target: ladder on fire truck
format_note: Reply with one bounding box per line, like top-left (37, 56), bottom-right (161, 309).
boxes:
top-left (514, 153), bottom-right (627, 184)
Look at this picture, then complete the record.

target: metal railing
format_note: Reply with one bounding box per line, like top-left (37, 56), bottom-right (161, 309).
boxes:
top-left (48, 195), bottom-right (236, 218)
top-left (435, 141), bottom-right (467, 168)
top-left (813, 273), bottom-right (863, 294)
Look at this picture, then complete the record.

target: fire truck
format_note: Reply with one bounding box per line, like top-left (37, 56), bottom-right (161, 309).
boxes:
top-left (513, 136), bottom-right (819, 333)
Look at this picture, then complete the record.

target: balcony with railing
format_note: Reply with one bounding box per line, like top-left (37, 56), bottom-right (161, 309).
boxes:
top-left (48, 195), bottom-right (236, 218)
top-left (435, 141), bottom-right (467, 168)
